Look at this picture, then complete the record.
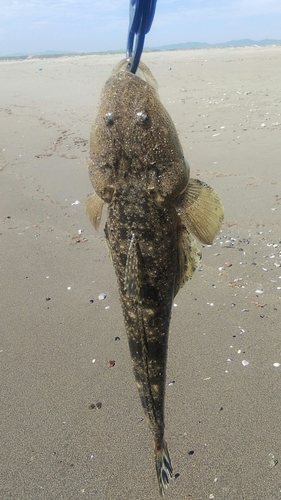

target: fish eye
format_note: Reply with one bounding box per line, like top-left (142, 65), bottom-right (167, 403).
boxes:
top-left (104, 111), bottom-right (115, 126)
top-left (136, 111), bottom-right (149, 125)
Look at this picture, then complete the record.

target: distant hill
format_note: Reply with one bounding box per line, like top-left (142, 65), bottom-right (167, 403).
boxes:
top-left (0, 50), bottom-right (76, 59)
top-left (149, 39), bottom-right (281, 50)
top-left (1, 39), bottom-right (280, 60)
top-left (0, 49), bottom-right (123, 60)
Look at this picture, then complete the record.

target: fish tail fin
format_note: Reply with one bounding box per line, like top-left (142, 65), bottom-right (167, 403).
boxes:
top-left (154, 440), bottom-right (173, 497)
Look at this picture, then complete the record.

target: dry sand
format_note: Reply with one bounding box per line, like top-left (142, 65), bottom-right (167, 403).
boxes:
top-left (1, 46), bottom-right (281, 499)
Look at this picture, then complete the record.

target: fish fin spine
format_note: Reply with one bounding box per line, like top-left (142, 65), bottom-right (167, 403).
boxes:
top-left (124, 232), bottom-right (141, 299)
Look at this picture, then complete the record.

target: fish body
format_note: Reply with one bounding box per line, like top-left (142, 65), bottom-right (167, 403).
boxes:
top-left (106, 185), bottom-right (176, 488)
top-left (86, 60), bottom-right (224, 496)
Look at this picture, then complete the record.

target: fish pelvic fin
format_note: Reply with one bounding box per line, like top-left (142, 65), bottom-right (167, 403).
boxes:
top-left (124, 232), bottom-right (142, 299)
top-left (175, 225), bottom-right (202, 297)
top-left (85, 192), bottom-right (105, 231)
top-left (155, 440), bottom-right (173, 497)
top-left (175, 178), bottom-right (224, 245)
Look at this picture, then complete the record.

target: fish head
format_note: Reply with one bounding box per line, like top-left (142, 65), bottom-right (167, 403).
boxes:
top-left (89, 66), bottom-right (189, 205)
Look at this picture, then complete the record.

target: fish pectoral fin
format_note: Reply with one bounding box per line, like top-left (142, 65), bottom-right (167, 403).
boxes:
top-left (175, 225), bottom-right (202, 297)
top-left (124, 232), bottom-right (142, 299)
top-left (175, 178), bottom-right (224, 245)
top-left (85, 192), bottom-right (105, 231)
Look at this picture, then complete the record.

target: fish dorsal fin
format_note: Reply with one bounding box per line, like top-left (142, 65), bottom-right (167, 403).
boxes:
top-left (124, 232), bottom-right (142, 299)
top-left (175, 178), bottom-right (224, 245)
top-left (175, 225), bottom-right (202, 297)
top-left (85, 192), bottom-right (105, 231)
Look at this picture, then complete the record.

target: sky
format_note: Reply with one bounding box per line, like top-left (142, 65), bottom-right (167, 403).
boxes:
top-left (1, 0), bottom-right (281, 56)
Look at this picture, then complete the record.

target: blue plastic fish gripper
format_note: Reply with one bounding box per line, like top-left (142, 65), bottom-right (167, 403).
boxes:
top-left (126, 0), bottom-right (157, 74)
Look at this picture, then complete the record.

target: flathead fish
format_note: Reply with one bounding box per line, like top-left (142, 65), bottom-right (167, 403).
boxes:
top-left (86, 60), bottom-right (224, 496)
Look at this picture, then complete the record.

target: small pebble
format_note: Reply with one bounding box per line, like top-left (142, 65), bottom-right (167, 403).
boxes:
top-left (109, 360), bottom-right (115, 367)
top-left (273, 363), bottom-right (280, 367)
top-left (242, 360), bottom-right (249, 366)
top-left (98, 293), bottom-right (107, 300)
top-left (115, 336), bottom-right (120, 341)
top-left (268, 453), bottom-right (278, 467)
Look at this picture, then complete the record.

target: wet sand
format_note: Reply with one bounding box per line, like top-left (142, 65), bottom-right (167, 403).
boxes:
top-left (1, 46), bottom-right (281, 499)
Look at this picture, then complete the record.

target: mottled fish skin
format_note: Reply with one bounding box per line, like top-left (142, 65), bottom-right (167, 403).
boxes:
top-left (86, 59), bottom-right (223, 496)
top-left (89, 61), bottom-right (189, 208)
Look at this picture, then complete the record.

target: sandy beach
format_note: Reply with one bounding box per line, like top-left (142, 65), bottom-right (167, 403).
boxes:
top-left (1, 46), bottom-right (281, 499)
